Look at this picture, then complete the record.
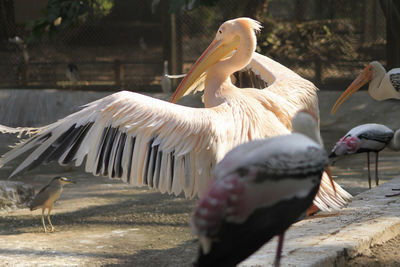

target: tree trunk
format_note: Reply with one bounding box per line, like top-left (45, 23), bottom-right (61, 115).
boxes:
top-left (0, 0), bottom-right (16, 42)
top-left (379, 0), bottom-right (400, 69)
top-left (242, 0), bottom-right (269, 20)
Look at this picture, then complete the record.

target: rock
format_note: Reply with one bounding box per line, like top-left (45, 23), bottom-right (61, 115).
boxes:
top-left (0, 181), bottom-right (34, 211)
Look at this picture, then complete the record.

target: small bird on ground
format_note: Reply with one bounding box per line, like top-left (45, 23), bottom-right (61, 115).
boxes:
top-left (191, 110), bottom-right (330, 267)
top-left (330, 123), bottom-right (400, 189)
top-left (29, 176), bottom-right (75, 233)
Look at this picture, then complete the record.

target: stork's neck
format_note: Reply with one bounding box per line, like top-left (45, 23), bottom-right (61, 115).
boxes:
top-left (204, 29), bottom-right (256, 107)
top-left (368, 63), bottom-right (386, 100)
top-left (389, 129), bottom-right (400, 151)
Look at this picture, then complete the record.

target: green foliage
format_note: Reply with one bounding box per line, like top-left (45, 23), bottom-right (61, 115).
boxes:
top-left (257, 18), bottom-right (357, 64)
top-left (27, 0), bottom-right (114, 43)
top-left (169, 0), bottom-right (219, 13)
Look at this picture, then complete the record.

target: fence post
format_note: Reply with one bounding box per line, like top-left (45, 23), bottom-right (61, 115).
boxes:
top-left (170, 12), bottom-right (182, 89)
top-left (21, 62), bottom-right (29, 86)
top-left (114, 59), bottom-right (123, 88)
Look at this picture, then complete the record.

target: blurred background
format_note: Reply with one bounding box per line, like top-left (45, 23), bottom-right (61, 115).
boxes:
top-left (0, 0), bottom-right (397, 92)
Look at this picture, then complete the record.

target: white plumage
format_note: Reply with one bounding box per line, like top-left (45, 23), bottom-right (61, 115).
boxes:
top-left (332, 61), bottom-right (400, 114)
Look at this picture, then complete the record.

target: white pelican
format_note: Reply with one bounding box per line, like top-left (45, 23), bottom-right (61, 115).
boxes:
top-left (330, 123), bottom-right (400, 189)
top-left (331, 61), bottom-right (400, 114)
top-left (0, 18), bottom-right (351, 212)
top-left (191, 111), bottom-right (329, 267)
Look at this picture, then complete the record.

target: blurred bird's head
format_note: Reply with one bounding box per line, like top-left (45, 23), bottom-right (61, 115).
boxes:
top-left (329, 136), bottom-right (360, 158)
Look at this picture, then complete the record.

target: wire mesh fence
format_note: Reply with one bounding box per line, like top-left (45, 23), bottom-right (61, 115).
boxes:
top-left (0, 0), bottom-right (387, 91)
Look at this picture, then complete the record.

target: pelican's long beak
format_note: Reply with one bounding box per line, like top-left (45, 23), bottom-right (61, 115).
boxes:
top-left (330, 66), bottom-right (372, 115)
top-left (170, 36), bottom-right (240, 103)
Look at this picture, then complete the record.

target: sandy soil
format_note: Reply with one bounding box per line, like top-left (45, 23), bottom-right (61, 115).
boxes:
top-left (0, 166), bottom-right (198, 266)
top-left (348, 235), bottom-right (400, 267)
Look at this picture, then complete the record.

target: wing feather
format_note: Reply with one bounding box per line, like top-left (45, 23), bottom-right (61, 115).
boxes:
top-left (0, 91), bottom-right (227, 198)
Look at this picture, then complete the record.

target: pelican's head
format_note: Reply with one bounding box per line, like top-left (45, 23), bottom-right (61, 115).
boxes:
top-left (170, 18), bottom-right (262, 103)
top-left (330, 61), bottom-right (385, 115)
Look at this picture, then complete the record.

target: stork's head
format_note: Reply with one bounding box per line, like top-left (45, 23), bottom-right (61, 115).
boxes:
top-left (330, 61), bottom-right (385, 115)
top-left (170, 18), bottom-right (262, 103)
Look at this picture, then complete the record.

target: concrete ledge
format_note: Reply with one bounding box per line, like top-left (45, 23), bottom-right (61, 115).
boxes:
top-left (0, 181), bottom-right (34, 211)
top-left (241, 177), bottom-right (400, 267)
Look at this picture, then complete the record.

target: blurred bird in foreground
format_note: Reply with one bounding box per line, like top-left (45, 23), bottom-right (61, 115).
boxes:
top-left (330, 123), bottom-right (400, 189)
top-left (30, 176), bottom-right (75, 233)
top-left (191, 110), bottom-right (330, 267)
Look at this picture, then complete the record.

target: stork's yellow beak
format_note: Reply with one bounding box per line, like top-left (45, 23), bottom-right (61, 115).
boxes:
top-left (170, 36), bottom-right (240, 103)
top-left (331, 65), bottom-right (373, 115)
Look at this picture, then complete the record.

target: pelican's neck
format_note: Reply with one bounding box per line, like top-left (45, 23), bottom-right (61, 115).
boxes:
top-left (389, 129), bottom-right (400, 151)
top-left (204, 28), bottom-right (256, 107)
top-left (368, 62), bottom-right (386, 100)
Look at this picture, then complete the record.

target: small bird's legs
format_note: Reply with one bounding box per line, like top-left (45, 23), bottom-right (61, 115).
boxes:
top-left (40, 207), bottom-right (55, 233)
top-left (41, 209), bottom-right (47, 232)
top-left (47, 207), bottom-right (55, 232)
top-left (274, 233), bottom-right (284, 267)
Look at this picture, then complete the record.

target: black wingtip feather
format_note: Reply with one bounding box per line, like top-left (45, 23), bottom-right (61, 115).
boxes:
top-left (112, 132), bottom-right (126, 178)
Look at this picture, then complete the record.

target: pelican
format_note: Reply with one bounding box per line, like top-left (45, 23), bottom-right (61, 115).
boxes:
top-left (0, 18), bottom-right (350, 212)
top-left (331, 61), bottom-right (400, 114)
top-left (330, 123), bottom-right (400, 189)
top-left (191, 111), bottom-right (329, 267)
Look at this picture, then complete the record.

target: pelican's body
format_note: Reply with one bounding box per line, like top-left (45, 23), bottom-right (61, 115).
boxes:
top-left (192, 111), bottom-right (329, 267)
top-left (330, 123), bottom-right (400, 188)
top-left (0, 18), bottom-right (350, 211)
top-left (331, 61), bottom-right (400, 114)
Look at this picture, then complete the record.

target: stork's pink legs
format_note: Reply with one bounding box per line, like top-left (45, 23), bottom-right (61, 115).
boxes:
top-left (375, 152), bottom-right (379, 186)
top-left (274, 233), bottom-right (285, 267)
top-left (367, 152), bottom-right (380, 189)
top-left (367, 152), bottom-right (371, 189)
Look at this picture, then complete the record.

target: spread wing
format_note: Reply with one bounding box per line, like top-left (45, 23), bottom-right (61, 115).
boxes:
top-left (0, 91), bottom-right (233, 198)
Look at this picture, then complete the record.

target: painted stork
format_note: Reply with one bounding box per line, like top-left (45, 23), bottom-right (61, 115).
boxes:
top-left (191, 111), bottom-right (329, 267)
top-left (330, 123), bottom-right (400, 189)
top-left (0, 18), bottom-right (350, 212)
top-left (331, 61), bottom-right (400, 115)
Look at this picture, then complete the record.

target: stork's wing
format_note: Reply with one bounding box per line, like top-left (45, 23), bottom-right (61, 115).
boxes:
top-left (0, 91), bottom-right (231, 198)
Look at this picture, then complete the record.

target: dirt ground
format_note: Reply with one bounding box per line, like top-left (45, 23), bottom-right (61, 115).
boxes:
top-left (348, 235), bottom-right (400, 267)
top-left (0, 164), bottom-right (198, 266)
top-left (1, 90), bottom-right (400, 266)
